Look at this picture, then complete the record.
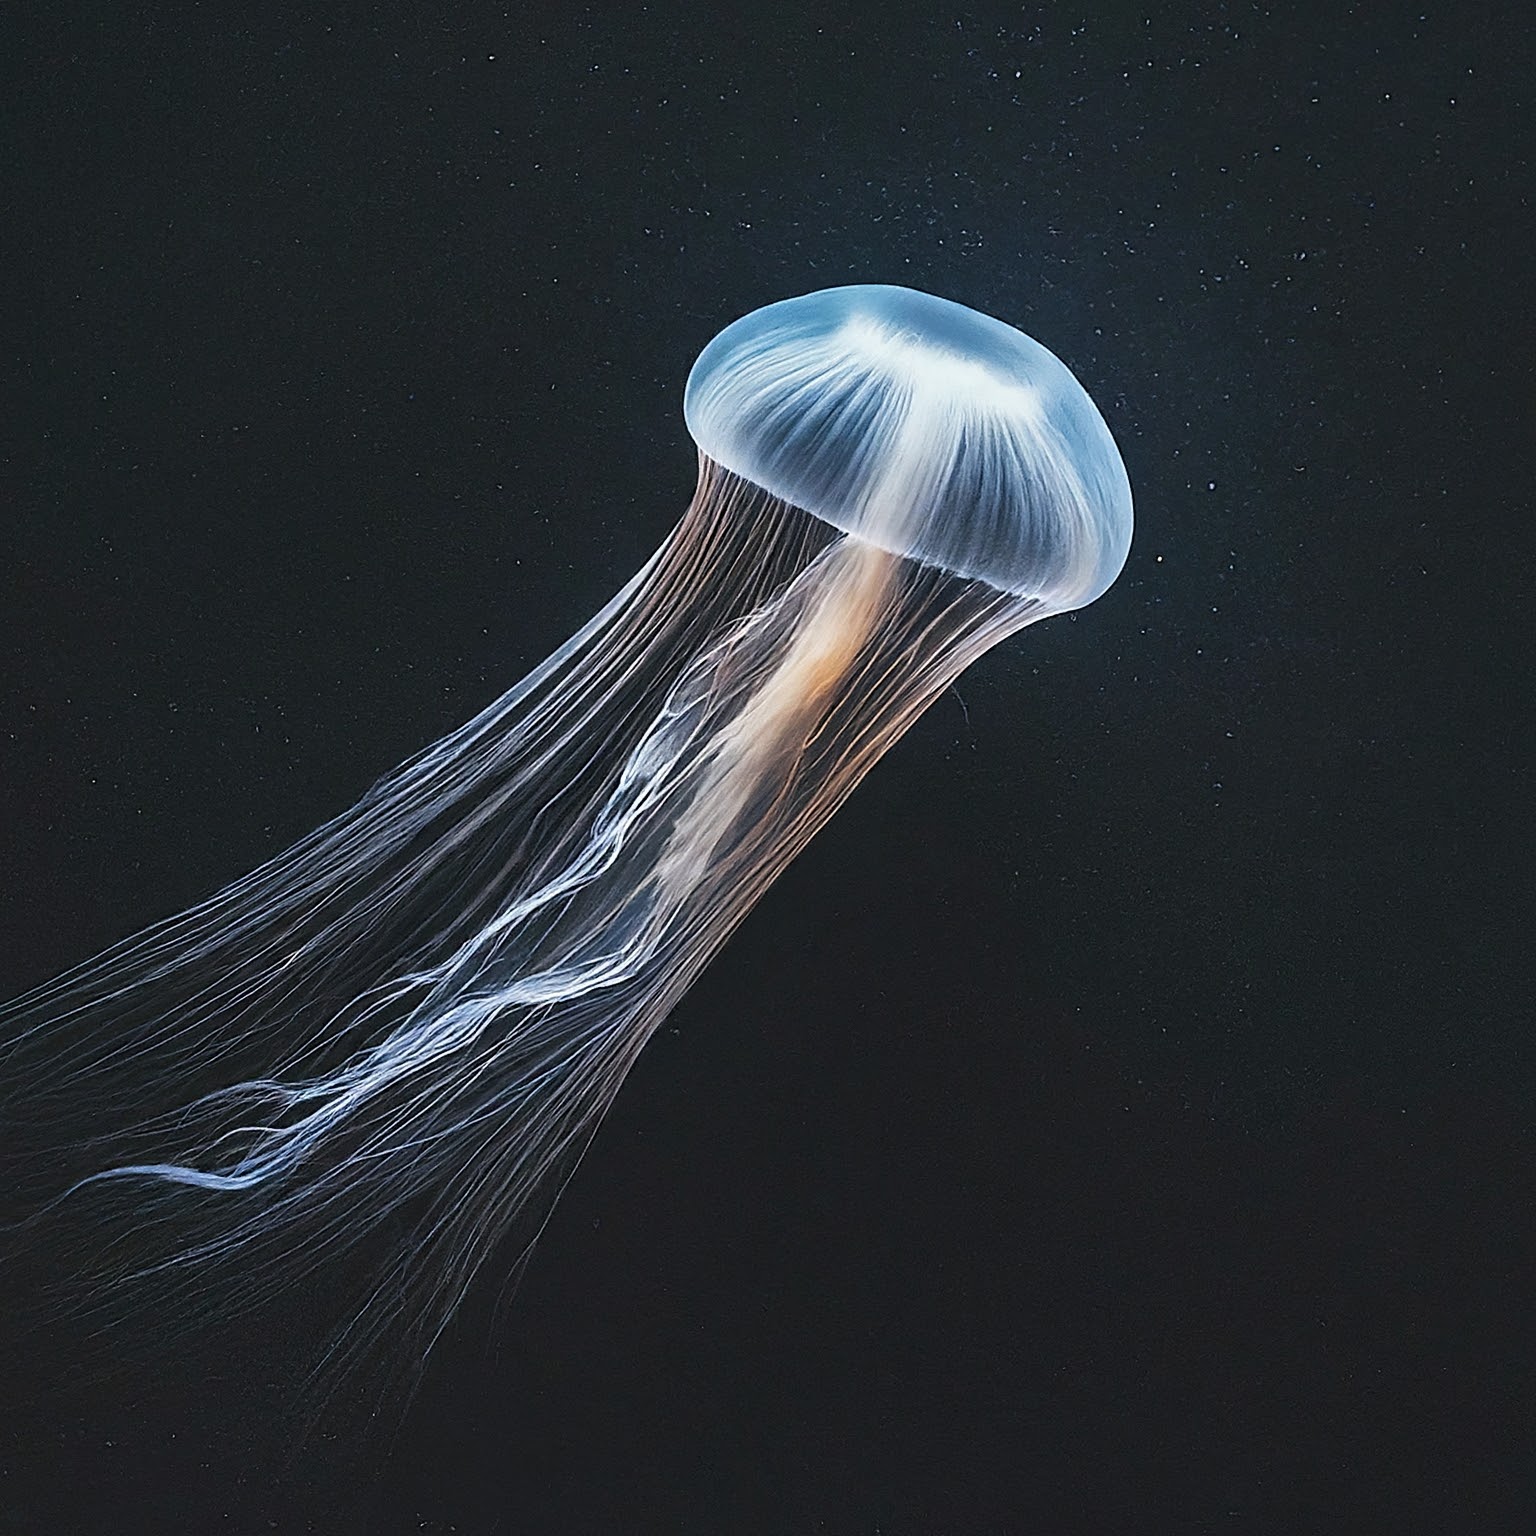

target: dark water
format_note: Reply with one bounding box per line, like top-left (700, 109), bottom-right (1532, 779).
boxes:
top-left (3, 3), bottom-right (1530, 1530)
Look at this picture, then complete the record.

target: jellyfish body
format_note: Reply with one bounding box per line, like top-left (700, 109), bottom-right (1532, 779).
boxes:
top-left (0, 286), bottom-right (1131, 1373)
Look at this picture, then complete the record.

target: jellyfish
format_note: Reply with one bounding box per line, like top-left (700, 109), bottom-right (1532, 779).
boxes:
top-left (0, 285), bottom-right (1131, 1377)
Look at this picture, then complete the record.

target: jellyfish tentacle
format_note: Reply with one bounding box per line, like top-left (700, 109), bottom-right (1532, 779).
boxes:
top-left (1, 286), bottom-right (1131, 1389)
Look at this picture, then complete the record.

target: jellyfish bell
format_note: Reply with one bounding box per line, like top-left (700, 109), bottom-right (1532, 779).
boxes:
top-left (685, 283), bottom-right (1133, 612)
top-left (0, 285), bottom-right (1132, 1390)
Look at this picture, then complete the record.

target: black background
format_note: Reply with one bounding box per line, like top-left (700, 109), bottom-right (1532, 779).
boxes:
top-left (3, 2), bottom-right (1532, 1531)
